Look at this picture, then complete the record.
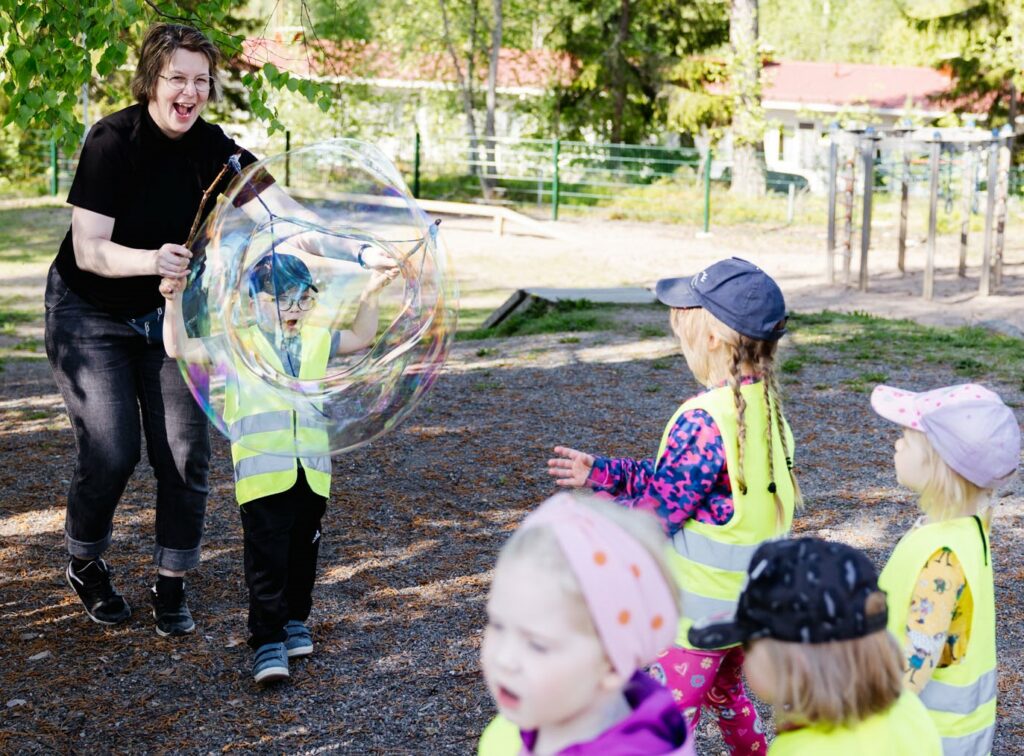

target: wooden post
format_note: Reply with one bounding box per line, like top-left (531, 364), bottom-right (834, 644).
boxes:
top-left (898, 149), bottom-right (910, 274)
top-left (841, 151), bottom-right (856, 285)
top-left (958, 146), bottom-right (973, 277)
top-left (827, 141), bottom-right (838, 284)
top-left (859, 137), bottom-right (875, 292)
top-left (923, 140), bottom-right (940, 301)
top-left (993, 137), bottom-right (1011, 288)
top-left (980, 139), bottom-right (999, 297)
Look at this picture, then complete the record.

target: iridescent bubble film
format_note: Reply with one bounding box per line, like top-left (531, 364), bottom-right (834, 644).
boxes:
top-left (176, 140), bottom-right (457, 457)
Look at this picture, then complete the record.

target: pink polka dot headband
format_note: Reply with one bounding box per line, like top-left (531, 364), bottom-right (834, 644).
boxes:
top-left (520, 493), bottom-right (680, 677)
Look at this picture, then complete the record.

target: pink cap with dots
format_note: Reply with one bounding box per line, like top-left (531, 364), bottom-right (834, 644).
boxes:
top-left (871, 383), bottom-right (1021, 488)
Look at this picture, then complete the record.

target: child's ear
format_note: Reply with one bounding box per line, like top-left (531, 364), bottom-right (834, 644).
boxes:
top-left (706, 329), bottom-right (723, 352)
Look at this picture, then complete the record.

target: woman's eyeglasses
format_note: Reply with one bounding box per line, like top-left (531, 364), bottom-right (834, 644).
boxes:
top-left (159, 74), bottom-right (212, 93)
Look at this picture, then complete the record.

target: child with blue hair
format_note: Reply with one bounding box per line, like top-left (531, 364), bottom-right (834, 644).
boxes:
top-left (163, 252), bottom-right (396, 683)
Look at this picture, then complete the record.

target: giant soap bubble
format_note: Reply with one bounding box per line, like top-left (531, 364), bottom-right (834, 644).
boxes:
top-left (175, 139), bottom-right (457, 457)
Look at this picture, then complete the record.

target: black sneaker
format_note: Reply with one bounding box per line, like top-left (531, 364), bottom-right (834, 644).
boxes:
top-left (65, 558), bottom-right (132, 625)
top-left (150, 580), bottom-right (196, 637)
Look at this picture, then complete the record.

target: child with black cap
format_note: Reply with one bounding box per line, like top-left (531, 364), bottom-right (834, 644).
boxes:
top-left (548, 257), bottom-right (800, 752)
top-left (689, 537), bottom-right (942, 754)
top-left (163, 252), bottom-right (396, 683)
top-left (872, 383), bottom-right (1019, 755)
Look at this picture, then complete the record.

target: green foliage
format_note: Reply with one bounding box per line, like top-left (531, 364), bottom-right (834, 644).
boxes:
top-left (664, 59), bottom-right (733, 143)
top-left (542, 0), bottom-right (729, 143)
top-left (0, 1), bottom-right (340, 148)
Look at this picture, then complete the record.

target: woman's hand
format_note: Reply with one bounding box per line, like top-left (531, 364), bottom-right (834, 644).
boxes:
top-left (357, 245), bottom-right (399, 272)
top-left (155, 243), bottom-right (192, 279)
top-left (547, 446), bottom-right (595, 488)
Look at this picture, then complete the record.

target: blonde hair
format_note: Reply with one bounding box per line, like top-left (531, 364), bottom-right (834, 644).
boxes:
top-left (670, 307), bottom-right (803, 525)
top-left (753, 593), bottom-right (903, 728)
top-left (902, 429), bottom-right (990, 524)
top-left (495, 495), bottom-right (682, 638)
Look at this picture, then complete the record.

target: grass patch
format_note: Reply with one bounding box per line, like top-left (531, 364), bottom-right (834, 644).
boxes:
top-left (458, 298), bottom-right (615, 341)
top-left (0, 206), bottom-right (70, 265)
top-left (475, 347), bottom-right (498, 358)
top-left (636, 324), bottom-right (667, 339)
top-left (780, 356), bottom-right (806, 374)
top-left (789, 311), bottom-right (1024, 386)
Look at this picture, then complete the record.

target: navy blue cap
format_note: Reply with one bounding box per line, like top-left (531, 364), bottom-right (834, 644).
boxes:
top-left (655, 257), bottom-right (787, 341)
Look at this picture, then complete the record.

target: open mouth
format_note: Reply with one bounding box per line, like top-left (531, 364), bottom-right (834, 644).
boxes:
top-left (496, 685), bottom-right (521, 709)
top-left (172, 103), bottom-right (196, 118)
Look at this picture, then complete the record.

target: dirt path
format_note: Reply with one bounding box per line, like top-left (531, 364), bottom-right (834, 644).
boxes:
top-left (2, 305), bottom-right (1022, 752)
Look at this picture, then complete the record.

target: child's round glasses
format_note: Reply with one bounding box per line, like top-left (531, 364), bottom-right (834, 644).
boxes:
top-left (159, 74), bottom-right (212, 93)
top-left (280, 293), bottom-right (317, 311)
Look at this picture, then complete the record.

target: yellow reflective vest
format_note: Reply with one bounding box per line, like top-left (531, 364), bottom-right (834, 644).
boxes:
top-left (878, 516), bottom-right (997, 756)
top-left (659, 382), bottom-right (796, 648)
top-left (224, 325), bottom-right (333, 505)
top-left (768, 690), bottom-right (942, 755)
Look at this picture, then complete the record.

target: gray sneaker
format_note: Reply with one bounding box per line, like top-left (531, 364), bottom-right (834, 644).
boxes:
top-left (284, 620), bottom-right (313, 658)
top-left (253, 641), bottom-right (289, 684)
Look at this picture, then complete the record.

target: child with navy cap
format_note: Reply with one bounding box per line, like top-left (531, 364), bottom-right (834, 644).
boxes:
top-left (162, 252), bottom-right (397, 683)
top-left (548, 257), bottom-right (801, 753)
top-left (871, 383), bottom-right (1019, 755)
top-left (688, 537), bottom-right (942, 754)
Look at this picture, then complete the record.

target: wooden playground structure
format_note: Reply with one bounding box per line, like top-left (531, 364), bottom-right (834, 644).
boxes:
top-left (826, 127), bottom-right (1018, 299)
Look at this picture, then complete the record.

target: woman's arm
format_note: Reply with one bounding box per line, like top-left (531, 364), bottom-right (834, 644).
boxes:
top-left (331, 268), bottom-right (400, 355)
top-left (239, 184), bottom-right (396, 270)
top-left (72, 206), bottom-right (191, 279)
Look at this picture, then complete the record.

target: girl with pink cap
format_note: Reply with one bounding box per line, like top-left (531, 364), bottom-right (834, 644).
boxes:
top-left (871, 383), bottom-right (1020, 756)
top-left (477, 493), bottom-right (694, 755)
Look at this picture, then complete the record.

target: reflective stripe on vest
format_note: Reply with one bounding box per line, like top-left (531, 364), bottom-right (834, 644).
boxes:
top-left (941, 726), bottom-right (995, 756)
top-left (235, 453), bottom-right (296, 482)
top-left (300, 455), bottom-right (331, 474)
top-left (919, 669), bottom-right (996, 715)
top-left (679, 588), bottom-right (737, 620)
top-left (228, 410), bottom-right (293, 439)
top-left (660, 382), bottom-right (796, 646)
top-left (878, 516), bottom-right (996, 753)
top-left (673, 528), bottom-right (761, 573)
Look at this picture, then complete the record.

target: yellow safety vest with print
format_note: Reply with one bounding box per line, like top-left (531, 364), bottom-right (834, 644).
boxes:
top-left (224, 325), bottom-right (333, 505)
top-left (878, 516), bottom-right (996, 756)
top-left (658, 382), bottom-right (796, 648)
top-left (768, 690), bottom-right (942, 755)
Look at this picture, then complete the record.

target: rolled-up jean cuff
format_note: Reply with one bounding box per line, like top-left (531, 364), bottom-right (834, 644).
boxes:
top-left (65, 529), bottom-right (112, 559)
top-left (153, 544), bottom-right (201, 572)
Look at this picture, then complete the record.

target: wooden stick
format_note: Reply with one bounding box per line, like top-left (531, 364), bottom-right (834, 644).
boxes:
top-left (184, 150), bottom-right (243, 248)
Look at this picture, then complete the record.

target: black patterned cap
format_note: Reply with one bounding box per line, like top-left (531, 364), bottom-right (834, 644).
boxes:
top-left (687, 537), bottom-right (889, 649)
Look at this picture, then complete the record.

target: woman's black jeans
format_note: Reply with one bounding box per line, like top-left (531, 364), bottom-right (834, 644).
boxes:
top-left (44, 264), bottom-right (210, 571)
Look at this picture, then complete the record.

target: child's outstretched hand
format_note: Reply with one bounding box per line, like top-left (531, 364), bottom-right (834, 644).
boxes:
top-left (547, 446), bottom-right (595, 488)
top-left (363, 267), bottom-right (400, 296)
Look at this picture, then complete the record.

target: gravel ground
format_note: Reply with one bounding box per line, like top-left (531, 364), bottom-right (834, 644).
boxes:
top-left (2, 304), bottom-right (1023, 754)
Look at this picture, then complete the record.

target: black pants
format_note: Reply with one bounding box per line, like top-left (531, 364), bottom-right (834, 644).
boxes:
top-left (239, 469), bottom-right (327, 649)
top-left (44, 264), bottom-right (210, 571)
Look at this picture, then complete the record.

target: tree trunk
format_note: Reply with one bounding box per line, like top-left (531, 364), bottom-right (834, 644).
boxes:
top-left (729, 0), bottom-right (766, 197)
top-left (610, 0), bottom-right (631, 143)
top-left (484, 0), bottom-right (503, 189)
top-left (438, 0), bottom-right (489, 197)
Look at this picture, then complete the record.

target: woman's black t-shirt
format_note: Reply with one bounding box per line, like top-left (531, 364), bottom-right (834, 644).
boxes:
top-left (55, 103), bottom-right (262, 316)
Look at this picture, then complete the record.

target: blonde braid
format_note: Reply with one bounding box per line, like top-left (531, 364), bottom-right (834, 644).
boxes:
top-left (768, 362), bottom-right (803, 510)
top-left (728, 344), bottom-right (748, 496)
top-left (758, 350), bottom-right (786, 528)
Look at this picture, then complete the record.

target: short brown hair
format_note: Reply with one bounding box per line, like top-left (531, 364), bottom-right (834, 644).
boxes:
top-left (131, 23), bottom-right (221, 104)
top-left (753, 592), bottom-right (904, 728)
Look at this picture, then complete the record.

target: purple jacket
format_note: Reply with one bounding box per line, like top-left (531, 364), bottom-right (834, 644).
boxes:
top-left (520, 672), bottom-right (695, 756)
